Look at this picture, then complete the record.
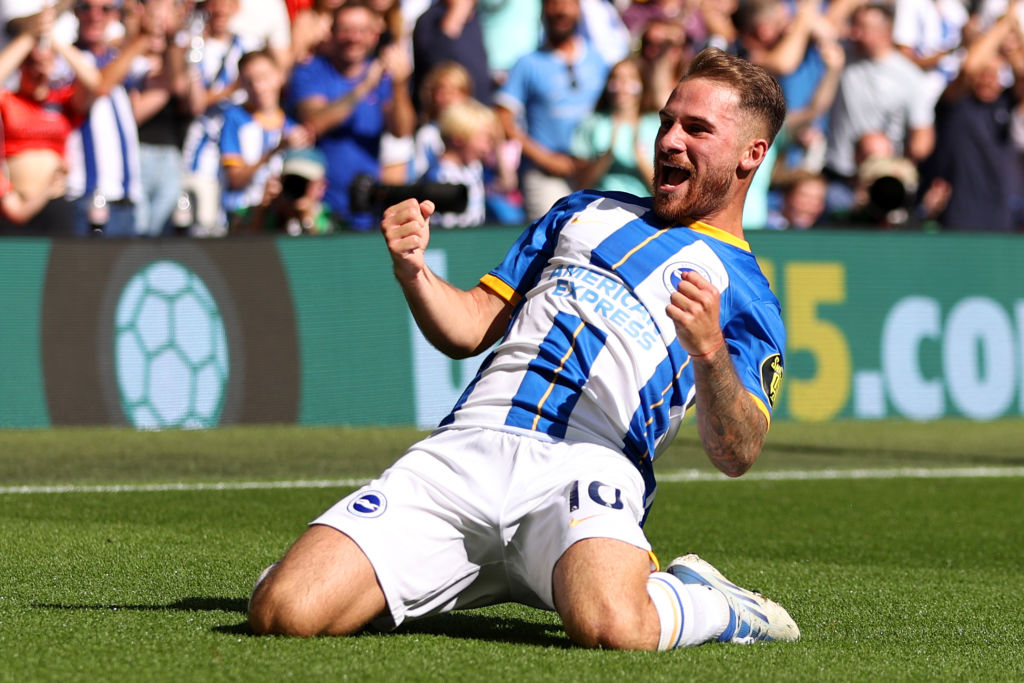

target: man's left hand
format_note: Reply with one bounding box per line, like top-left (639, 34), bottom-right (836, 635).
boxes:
top-left (666, 269), bottom-right (724, 357)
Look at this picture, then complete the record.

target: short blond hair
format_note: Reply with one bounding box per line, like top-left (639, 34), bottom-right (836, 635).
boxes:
top-left (437, 98), bottom-right (497, 144)
top-left (682, 48), bottom-right (786, 146)
top-left (420, 61), bottom-right (473, 120)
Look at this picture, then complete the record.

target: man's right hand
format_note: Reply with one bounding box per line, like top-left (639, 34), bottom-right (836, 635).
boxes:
top-left (381, 198), bottom-right (510, 359)
top-left (381, 198), bottom-right (436, 282)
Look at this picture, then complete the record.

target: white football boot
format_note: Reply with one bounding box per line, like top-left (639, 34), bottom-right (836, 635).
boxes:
top-left (667, 554), bottom-right (800, 644)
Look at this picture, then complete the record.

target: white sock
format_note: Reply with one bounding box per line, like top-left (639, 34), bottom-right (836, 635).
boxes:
top-left (646, 571), bottom-right (731, 649)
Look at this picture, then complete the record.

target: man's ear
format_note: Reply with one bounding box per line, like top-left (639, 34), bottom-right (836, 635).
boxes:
top-left (739, 138), bottom-right (769, 172)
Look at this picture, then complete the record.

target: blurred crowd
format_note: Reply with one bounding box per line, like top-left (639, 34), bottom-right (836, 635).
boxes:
top-left (0, 0), bottom-right (1022, 236)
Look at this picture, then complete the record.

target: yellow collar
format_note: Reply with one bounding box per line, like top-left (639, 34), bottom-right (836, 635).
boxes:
top-left (688, 221), bottom-right (750, 251)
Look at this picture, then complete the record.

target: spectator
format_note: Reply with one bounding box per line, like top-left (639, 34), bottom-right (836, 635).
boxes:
top-left (765, 32), bottom-right (845, 179)
top-left (747, 33), bottom-right (845, 229)
top-left (0, 8), bottom-right (100, 235)
top-left (700, 0), bottom-right (740, 50)
top-left (220, 50), bottom-right (313, 232)
top-left (765, 169), bottom-right (827, 229)
top-left (382, 60), bottom-right (472, 184)
top-left (892, 0), bottom-right (972, 107)
top-left (636, 18), bottom-right (690, 126)
top-left (230, 0), bottom-right (293, 72)
top-left (129, 0), bottom-right (202, 236)
top-left (482, 130), bottom-right (526, 224)
top-left (369, 0), bottom-right (412, 50)
top-left (730, 0), bottom-right (850, 137)
top-left (289, 0), bottom-right (416, 230)
top-left (823, 2), bottom-right (935, 215)
top-left (920, 7), bottom-right (1024, 231)
top-left (387, 60), bottom-right (525, 223)
top-left (729, 0), bottom-right (832, 228)
top-left (494, 0), bottom-right (608, 220)
top-left (828, 131), bottom-right (921, 228)
top-left (0, 1), bottom-right (77, 54)
top-left (179, 0), bottom-right (253, 113)
top-left (420, 97), bottom-right (497, 227)
top-left (393, 0), bottom-right (491, 187)
top-left (578, 0), bottom-right (632, 67)
top-left (732, 0), bottom-right (825, 77)
top-left (181, 0), bottom-right (256, 236)
top-left (372, 0), bottom-right (421, 182)
top-left (477, 0), bottom-right (542, 85)
top-left (65, 0), bottom-right (149, 237)
top-left (0, 166), bottom-right (57, 224)
top-left (412, 0), bottom-right (492, 109)
top-left (622, 0), bottom-right (705, 44)
top-left (570, 57), bottom-right (658, 196)
top-left (291, 0), bottom-right (345, 65)
top-left (284, 0), bottom-right (310, 22)
top-left (397, 0), bottom-right (434, 45)
top-left (240, 147), bottom-right (337, 234)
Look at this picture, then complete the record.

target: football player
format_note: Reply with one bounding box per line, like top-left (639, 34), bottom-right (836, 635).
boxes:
top-left (249, 48), bottom-right (798, 650)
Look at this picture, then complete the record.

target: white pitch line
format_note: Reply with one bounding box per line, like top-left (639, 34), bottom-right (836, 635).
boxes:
top-left (2, 466), bottom-right (1024, 495)
top-left (0, 478), bottom-right (371, 495)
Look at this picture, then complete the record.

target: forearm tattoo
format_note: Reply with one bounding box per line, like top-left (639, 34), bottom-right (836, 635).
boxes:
top-left (692, 344), bottom-right (767, 477)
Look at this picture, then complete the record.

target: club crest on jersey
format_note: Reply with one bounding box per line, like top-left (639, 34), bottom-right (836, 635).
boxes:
top-left (760, 353), bottom-right (783, 408)
top-left (347, 490), bottom-right (387, 518)
top-left (662, 262), bottom-right (712, 295)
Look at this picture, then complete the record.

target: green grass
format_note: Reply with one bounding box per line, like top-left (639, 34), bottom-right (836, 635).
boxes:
top-left (2, 420), bottom-right (1023, 681)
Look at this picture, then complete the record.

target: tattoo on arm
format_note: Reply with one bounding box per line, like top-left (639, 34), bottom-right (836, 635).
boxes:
top-left (692, 344), bottom-right (768, 477)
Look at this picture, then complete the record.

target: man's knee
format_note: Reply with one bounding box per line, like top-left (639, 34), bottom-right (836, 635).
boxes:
top-left (561, 595), bottom-right (653, 650)
top-left (247, 582), bottom-right (307, 636)
top-left (247, 525), bottom-right (387, 637)
top-left (553, 538), bottom-right (659, 651)
top-left (247, 564), bottom-right (345, 637)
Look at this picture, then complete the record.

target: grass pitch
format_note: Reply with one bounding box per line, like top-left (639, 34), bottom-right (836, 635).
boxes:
top-left (1, 420), bottom-right (1023, 681)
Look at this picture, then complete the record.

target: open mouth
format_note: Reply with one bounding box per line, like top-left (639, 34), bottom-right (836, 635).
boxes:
top-left (658, 162), bottom-right (692, 190)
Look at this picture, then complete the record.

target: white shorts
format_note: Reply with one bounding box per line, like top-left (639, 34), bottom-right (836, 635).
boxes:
top-left (312, 427), bottom-right (651, 629)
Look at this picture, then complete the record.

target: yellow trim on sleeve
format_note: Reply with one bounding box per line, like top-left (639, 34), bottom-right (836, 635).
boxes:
top-left (479, 273), bottom-right (521, 306)
top-left (689, 221), bottom-right (751, 251)
top-left (221, 155), bottom-right (243, 168)
top-left (748, 392), bottom-right (771, 429)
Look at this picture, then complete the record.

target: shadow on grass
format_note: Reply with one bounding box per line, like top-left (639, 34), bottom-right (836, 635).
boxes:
top-left (392, 612), bottom-right (569, 648)
top-left (34, 598), bottom-right (571, 647)
top-left (214, 611), bottom-right (570, 647)
top-left (33, 596), bottom-right (249, 613)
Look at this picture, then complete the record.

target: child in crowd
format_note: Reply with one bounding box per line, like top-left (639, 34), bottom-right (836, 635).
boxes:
top-left (420, 97), bottom-right (497, 228)
top-left (397, 61), bottom-right (523, 225)
top-left (181, 0), bottom-right (259, 236)
top-left (219, 49), bottom-right (312, 232)
top-left (380, 61), bottom-right (472, 185)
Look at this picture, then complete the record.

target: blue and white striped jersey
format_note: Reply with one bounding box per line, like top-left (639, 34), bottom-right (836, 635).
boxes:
top-left (65, 49), bottom-right (142, 204)
top-left (439, 190), bottom-right (785, 501)
top-left (219, 105), bottom-right (298, 213)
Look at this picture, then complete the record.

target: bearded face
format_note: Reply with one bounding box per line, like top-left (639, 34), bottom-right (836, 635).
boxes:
top-left (651, 153), bottom-right (734, 224)
top-left (650, 77), bottom-right (760, 227)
